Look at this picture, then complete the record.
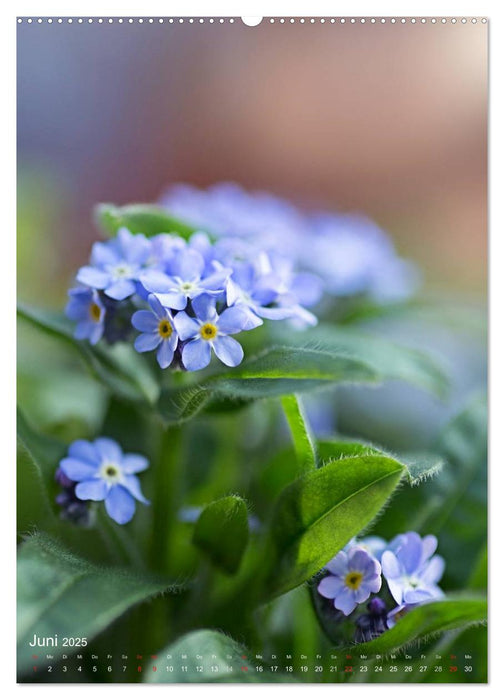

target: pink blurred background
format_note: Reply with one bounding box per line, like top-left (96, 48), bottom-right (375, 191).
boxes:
top-left (17, 19), bottom-right (487, 303)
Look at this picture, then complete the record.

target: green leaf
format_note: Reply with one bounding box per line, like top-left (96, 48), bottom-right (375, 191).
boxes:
top-left (95, 203), bottom-right (199, 239)
top-left (267, 455), bottom-right (404, 597)
top-left (17, 303), bottom-right (159, 404)
top-left (347, 597), bottom-right (487, 655)
top-left (158, 346), bottom-right (380, 423)
top-left (17, 409), bottom-right (66, 531)
top-left (281, 395), bottom-right (317, 471)
top-left (271, 323), bottom-right (450, 398)
top-left (17, 532), bottom-right (181, 676)
top-left (317, 439), bottom-right (443, 485)
top-left (193, 496), bottom-right (249, 574)
top-left (145, 629), bottom-right (290, 683)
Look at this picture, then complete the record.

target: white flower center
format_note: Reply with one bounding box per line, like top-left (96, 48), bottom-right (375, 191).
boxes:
top-left (99, 462), bottom-right (123, 484)
top-left (111, 263), bottom-right (134, 279)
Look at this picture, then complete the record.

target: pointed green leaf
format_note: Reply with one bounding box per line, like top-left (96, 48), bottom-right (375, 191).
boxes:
top-left (281, 394), bottom-right (317, 471)
top-left (17, 532), bottom-right (181, 676)
top-left (271, 323), bottom-right (449, 397)
top-left (95, 203), bottom-right (199, 239)
top-left (347, 597), bottom-right (487, 655)
top-left (193, 496), bottom-right (249, 574)
top-left (158, 346), bottom-right (380, 424)
top-left (267, 455), bottom-right (404, 597)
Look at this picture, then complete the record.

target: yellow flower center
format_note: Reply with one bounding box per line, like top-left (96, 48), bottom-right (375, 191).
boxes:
top-left (158, 319), bottom-right (173, 339)
top-left (89, 302), bottom-right (102, 322)
top-left (345, 571), bottom-right (363, 590)
top-left (200, 322), bottom-right (218, 341)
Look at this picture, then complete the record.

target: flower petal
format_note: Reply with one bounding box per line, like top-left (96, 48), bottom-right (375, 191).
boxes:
top-left (421, 534), bottom-right (438, 564)
top-left (123, 475), bottom-right (150, 505)
top-left (68, 439), bottom-right (100, 465)
top-left (131, 310), bottom-right (158, 333)
top-left (156, 338), bottom-right (175, 368)
top-left (317, 575), bottom-right (344, 600)
top-left (76, 266), bottom-right (109, 289)
top-left (191, 294), bottom-right (218, 321)
top-left (333, 588), bottom-right (358, 616)
top-left (212, 336), bottom-right (244, 367)
top-left (217, 306), bottom-right (250, 335)
top-left (140, 270), bottom-right (175, 294)
top-left (326, 551), bottom-right (349, 576)
top-left (172, 247), bottom-right (205, 280)
top-left (134, 332), bottom-right (161, 352)
top-left (122, 454), bottom-right (149, 474)
top-left (59, 458), bottom-right (98, 481)
top-left (75, 479), bottom-right (108, 501)
top-left (420, 554), bottom-right (445, 585)
top-left (156, 291), bottom-right (187, 310)
top-left (105, 485), bottom-right (136, 524)
top-left (173, 312), bottom-right (200, 341)
top-left (94, 437), bottom-right (123, 463)
top-left (396, 532), bottom-right (423, 574)
top-left (182, 338), bottom-right (211, 371)
top-left (381, 550), bottom-right (402, 579)
top-left (105, 279), bottom-right (136, 300)
top-left (147, 293), bottom-right (169, 319)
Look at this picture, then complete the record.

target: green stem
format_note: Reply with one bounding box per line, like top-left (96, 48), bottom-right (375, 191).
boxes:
top-left (150, 422), bottom-right (185, 574)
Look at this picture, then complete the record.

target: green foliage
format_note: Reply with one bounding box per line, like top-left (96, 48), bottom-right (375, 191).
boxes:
top-left (17, 532), bottom-right (182, 675)
top-left (17, 303), bottom-right (158, 404)
top-left (266, 455), bottom-right (404, 597)
top-left (158, 346), bottom-right (380, 423)
top-left (193, 496), bottom-right (249, 574)
top-left (95, 203), bottom-right (199, 239)
top-left (271, 322), bottom-right (450, 397)
top-left (145, 629), bottom-right (289, 683)
top-left (347, 597), bottom-right (487, 656)
top-left (281, 394), bottom-right (317, 471)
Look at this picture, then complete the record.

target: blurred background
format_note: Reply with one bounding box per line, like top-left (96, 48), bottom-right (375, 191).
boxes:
top-left (17, 19), bottom-right (487, 305)
top-left (17, 19), bottom-right (488, 449)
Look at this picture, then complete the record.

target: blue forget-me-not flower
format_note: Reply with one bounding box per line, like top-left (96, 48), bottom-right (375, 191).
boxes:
top-left (174, 294), bottom-right (250, 371)
top-left (381, 531), bottom-right (445, 605)
top-left (59, 437), bottom-right (150, 525)
top-left (65, 288), bottom-right (105, 345)
top-left (76, 227), bottom-right (151, 300)
top-left (131, 293), bottom-right (179, 369)
top-left (317, 547), bottom-right (382, 616)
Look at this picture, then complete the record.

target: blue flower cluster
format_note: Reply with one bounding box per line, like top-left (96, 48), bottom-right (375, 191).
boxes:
top-left (56, 437), bottom-right (150, 525)
top-left (317, 532), bottom-right (445, 641)
top-left (66, 226), bottom-right (319, 371)
top-left (161, 182), bottom-right (420, 303)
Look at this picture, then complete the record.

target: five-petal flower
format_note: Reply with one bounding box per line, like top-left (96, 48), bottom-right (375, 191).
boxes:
top-left (59, 437), bottom-right (150, 525)
top-left (131, 294), bottom-right (179, 369)
top-left (174, 294), bottom-right (249, 371)
top-left (317, 547), bottom-right (382, 616)
top-left (381, 531), bottom-right (445, 605)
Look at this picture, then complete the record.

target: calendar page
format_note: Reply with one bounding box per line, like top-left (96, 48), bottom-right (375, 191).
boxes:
top-left (16, 14), bottom-right (488, 684)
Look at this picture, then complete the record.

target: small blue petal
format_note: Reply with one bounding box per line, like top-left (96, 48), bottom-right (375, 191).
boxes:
top-left (132, 310), bottom-right (158, 332)
top-left (75, 479), bottom-right (108, 501)
top-left (212, 335), bottom-right (244, 367)
top-left (105, 485), bottom-right (136, 524)
top-left (182, 337), bottom-right (211, 371)
top-left (156, 338), bottom-right (175, 369)
top-left (134, 332), bottom-right (161, 353)
top-left (76, 266), bottom-right (110, 289)
top-left (173, 312), bottom-right (200, 341)
top-left (104, 279), bottom-right (136, 300)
